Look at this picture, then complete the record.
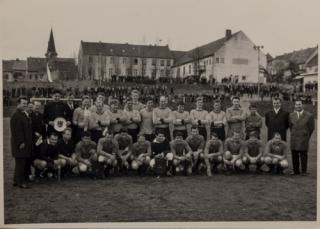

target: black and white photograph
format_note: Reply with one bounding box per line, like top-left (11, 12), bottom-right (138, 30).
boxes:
top-left (0, 0), bottom-right (319, 227)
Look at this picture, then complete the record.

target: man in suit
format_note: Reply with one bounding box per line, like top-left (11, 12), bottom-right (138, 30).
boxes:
top-left (289, 99), bottom-right (315, 175)
top-left (265, 97), bottom-right (289, 141)
top-left (10, 97), bottom-right (34, 188)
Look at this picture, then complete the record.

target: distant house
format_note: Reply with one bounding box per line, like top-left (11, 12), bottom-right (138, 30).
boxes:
top-left (268, 46), bottom-right (317, 82)
top-left (300, 48), bottom-right (318, 91)
top-left (171, 30), bottom-right (267, 83)
top-left (3, 59), bottom-right (26, 82)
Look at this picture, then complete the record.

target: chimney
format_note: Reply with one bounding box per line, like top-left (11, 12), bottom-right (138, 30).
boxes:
top-left (225, 29), bottom-right (232, 40)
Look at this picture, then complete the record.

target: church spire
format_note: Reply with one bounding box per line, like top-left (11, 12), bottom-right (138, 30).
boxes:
top-left (45, 28), bottom-right (58, 58)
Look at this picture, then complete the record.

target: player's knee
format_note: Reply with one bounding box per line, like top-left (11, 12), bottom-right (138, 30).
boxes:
top-left (149, 159), bottom-right (155, 168)
top-left (217, 155), bottom-right (223, 162)
top-left (235, 159), bottom-right (242, 168)
top-left (166, 152), bottom-right (173, 160)
top-left (242, 156), bottom-right (248, 164)
top-left (145, 156), bottom-right (151, 164)
top-left (79, 164), bottom-right (87, 172)
top-left (224, 151), bottom-right (232, 160)
top-left (131, 160), bottom-right (139, 170)
top-left (60, 159), bottom-right (67, 167)
top-left (264, 156), bottom-right (272, 165)
top-left (272, 158), bottom-right (279, 165)
top-left (173, 159), bottom-right (179, 166)
top-left (98, 155), bottom-right (105, 163)
top-left (280, 160), bottom-right (288, 168)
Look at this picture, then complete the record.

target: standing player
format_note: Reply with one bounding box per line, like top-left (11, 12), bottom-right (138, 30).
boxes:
top-left (190, 97), bottom-right (209, 140)
top-left (185, 126), bottom-right (205, 173)
top-left (90, 92), bottom-right (110, 113)
top-left (123, 100), bottom-right (141, 143)
top-left (107, 99), bottom-right (127, 135)
top-left (74, 131), bottom-right (97, 175)
top-left (263, 132), bottom-right (289, 174)
top-left (223, 131), bottom-right (245, 172)
top-left (171, 101), bottom-right (190, 140)
top-left (129, 89), bottom-right (145, 111)
top-left (73, 97), bottom-right (91, 142)
top-left (114, 128), bottom-right (133, 172)
top-left (130, 134), bottom-right (152, 174)
top-left (242, 131), bottom-right (264, 173)
top-left (170, 132), bottom-right (193, 175)
top-left (226, 96), bottom-right (246, 139)
top-left (96, 130), bottom-right (119, 174)
top-left (85, 100), bottom-right (110, 143)
top-left (207, 100), bottom-right (227, 141)
top-left (204, 133), bottom-right (224, 176)
top-left (139, 97), bottom-right (155, 142)
top-left (245, 104), bottom-right (262, 139)
top-left (153, 96), bottom-right (172, 141)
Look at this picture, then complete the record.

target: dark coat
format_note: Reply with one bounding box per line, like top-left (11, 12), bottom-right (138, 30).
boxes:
top-left (10, 109), bottom-right (34, 158)
top-left (289, 111), bottom-right (314, 151)
top-left (265, 108), bottom-right (289, 141)
top-left (43, 101), bottom-right (72, 124)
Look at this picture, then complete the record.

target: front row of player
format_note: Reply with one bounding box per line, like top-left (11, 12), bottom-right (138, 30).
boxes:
top-left (32, 126), bottom-right (289, 179)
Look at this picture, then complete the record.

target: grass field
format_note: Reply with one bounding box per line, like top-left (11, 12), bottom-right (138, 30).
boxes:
top-left (3, 108), bottom-right (317, 223)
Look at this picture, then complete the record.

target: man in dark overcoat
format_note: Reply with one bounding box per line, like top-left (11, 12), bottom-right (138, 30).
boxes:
top-left (265, 97), bottom-right (289, 141)
top-left (289, 99), bottom-right (315, 175)
top-left (10, 97), bottom-right (34, 188)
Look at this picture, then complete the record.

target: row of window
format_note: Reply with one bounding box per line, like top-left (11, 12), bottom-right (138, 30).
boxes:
top-left (88, 56), bottom-right (172, 67)
top-left (88, 68), bottom-right (170, 77)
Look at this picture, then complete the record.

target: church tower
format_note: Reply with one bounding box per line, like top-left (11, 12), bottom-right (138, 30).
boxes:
top-left (45, 28), bottom-right (58, 58)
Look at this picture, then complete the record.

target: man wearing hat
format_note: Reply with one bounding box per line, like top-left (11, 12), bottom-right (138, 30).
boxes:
top-left (153, 96), bottom-right (173, 141)
top-left (171, 101), bottom-right (190, 140)
top-left (43, 90), bottom-right (72, 136)
top-left (190, 97), bottom-right (209, 140)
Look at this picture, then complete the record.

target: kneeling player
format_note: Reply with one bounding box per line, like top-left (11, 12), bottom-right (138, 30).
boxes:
top-left (114, 127), bottom-right (133, 172)
top-left (171, 132), bottom-right (193, 175)
top-left (75, 131), bottom-right (97, 174)
top-left (150, 130), bottom-right (172, 177)
top-left (204, 133), bottom-right (223, 176)
top-left (223, 131), bottom-right (245, 172)
top-left (130, 134), bottom-right (151, 174)
top-left (97, 130), bottom-right (119, 174)
top-left (262, 132), bottom-right (289, 174)
top-left (57, 128), bottom-right (77, 176)
top-left (242, 131), bottom-right (264, 173)
top-left (185, 126), bottom-right (205, 173)
top-left (33, 132), bottom-right (66, 178)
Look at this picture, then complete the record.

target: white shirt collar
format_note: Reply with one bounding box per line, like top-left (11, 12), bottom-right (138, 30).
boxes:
top-left (274, 108), bottom-right (280, 114)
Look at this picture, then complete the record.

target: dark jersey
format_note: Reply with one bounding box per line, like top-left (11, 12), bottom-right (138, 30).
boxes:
top-left (151, 140), bottom-right (170, 157)
top-left (99, 138), bottom-right (118, 155)
top-left (270, 142), bottom-right (286, 156)
top-left (132, 141), bottom-right (151, 157)
top-left (75, 141), bottom-right (96, 159)
top-left (115, 134), bottom-right (132, 150)
top-left (170, 140), bottom-right (190, 157)
top-left (186, 135), bottom-right (205, 151)
top-left (207, 140), bottom-right (222, 154)
top-left (225, 138), bottom-right (244, 155)
top-left (57, 139), bottom-right (75, 157)
top-left (245, 139), bottom-right (263, 157)
top-left (37, 141), bottom-right (59, 162)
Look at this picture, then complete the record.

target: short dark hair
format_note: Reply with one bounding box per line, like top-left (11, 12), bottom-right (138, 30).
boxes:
top-left (273, 97), bottom-right (281, 102)
top-left (232, 96), bottom-right (240, 101)
top-left (17, 97), bottom-right (28, 104)
top-left (273, 132), bottom-right (281, 138)
top-left (52, 89), bottom-right (61, 95)
top-left (156, 129), bottom-right (165, 136)
top-left (49, 131), bottom-right (59, 138)
top-left (82, 131), bottom-right (91, 138)
top-left (249, 104), bottom-right (257, 109)
top-left (213, 100), bottom-right (221, 105)
top-left (294, 98), bottom-right (303, 104)
top-left (63, 127), bottom-right (72, 134)
top-left (174, 131), bottom-right (183, 138)
top-left (191, 126), bottom-right (199, 131)
top-left (211, 132), bottom-right (218, 138)
top-left (248, 131), bottom-right (257, 137)
top-left (120, 127), bottom-right (128, 133)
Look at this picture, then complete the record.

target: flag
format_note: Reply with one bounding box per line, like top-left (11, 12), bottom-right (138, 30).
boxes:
top-left (47, 63), bottom-right (53, 83)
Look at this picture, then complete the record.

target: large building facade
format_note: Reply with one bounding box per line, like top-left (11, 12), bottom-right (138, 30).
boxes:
top-left (171, 30), bottom-right (267, 83)
top-left (78, 41), bottom-right (180, 81)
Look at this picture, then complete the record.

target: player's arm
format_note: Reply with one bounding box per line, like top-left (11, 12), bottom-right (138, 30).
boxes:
top-left (152, 109), bottom-right (161, 125)
top-left (280, 141), bottom-right (289, 160)
top-left (72, 108), bottom-right (79, 126)
top-left (170, 141), bottom-right (177, 158)
top-left (201, 111), bottom-right (210, 125)
top-left (190, 110), bottom-right (198, 125)
top-left (163, 109), bottom-right (172, 124)
top-left (255, 140), bottom-right (264, 159)
top-left (101, 112), bottom-right (111, 126)
top-left (226, 109), bottom-right (237, 123)
top-left (263, 141), bottom-right (273, 158)
top-left (119, 110), bottom-right (128, 123)
top-left (145, 141), bottom-right (152, 157)
top-left (75, 144), bottom-right (89, 165)
top-left (97, 139), bottom-right (111, 157)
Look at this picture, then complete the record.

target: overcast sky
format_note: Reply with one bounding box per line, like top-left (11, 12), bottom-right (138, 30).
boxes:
top-left (0, 0), bottom-right (319, 60)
